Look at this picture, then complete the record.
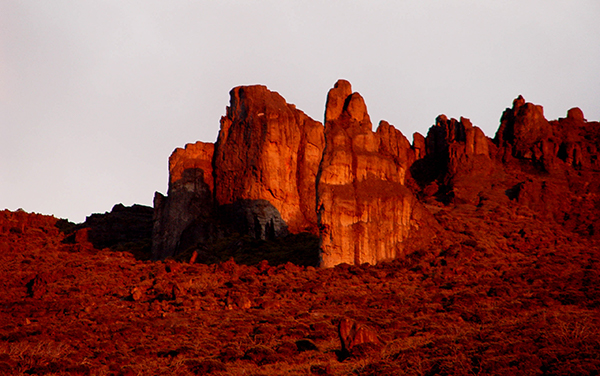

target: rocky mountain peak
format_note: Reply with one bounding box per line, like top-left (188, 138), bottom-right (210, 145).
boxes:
top-left (325, 79), bottom-right (371, 128)
top-left (495, 96), bottom-right (552, 161)
top-left (151, 81), bottom-right (600, 266)
top-left (214, 84), bottom-right (325, 235)
top-left (317, 81), bottom-right (436, 267)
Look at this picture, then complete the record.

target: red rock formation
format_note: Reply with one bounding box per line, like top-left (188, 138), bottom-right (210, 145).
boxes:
top-left (494, 100), bottom-right (600, 238)
top-left (317, 80), bottom-right (436, 267)
top-left (0, 209), bottom-right (62, 254)
top-left (495, 95), bottom-right (553, 168)
top-left (169, 141), bottom-right (215, 192)
top-left (153, 87), bottom-right (325, 260)
top-left (152, 85), bottom-right (600, 267)
top-left (338, 317), bottom-right (382, 358)
top-left (550, 107), bottom-right (600, 171)
top-left (214, 85), bottom-right (324, 234)
top-left (421, 115), bottom-right (495, 204)
top-left (152, 142), bottom-right (215, 259)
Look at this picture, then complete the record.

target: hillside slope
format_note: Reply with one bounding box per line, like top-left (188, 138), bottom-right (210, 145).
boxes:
top-left (1, 202), bottom-right (598, 374)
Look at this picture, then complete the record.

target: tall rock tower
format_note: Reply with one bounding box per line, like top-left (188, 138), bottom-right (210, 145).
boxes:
top-left (316, 80), bottom-right (436, 267)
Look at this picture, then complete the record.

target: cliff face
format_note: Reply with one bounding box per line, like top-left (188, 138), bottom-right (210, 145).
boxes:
top-left (152, 83), bottom-right (600, 266)
top-left (214, 85), bottom-right (325, 235)
top-left (316, 80), bottom-right (435, 267)
top-left (152, 142), bottom-right (215, 259)
top-left (493, 98), bottom-right (600, 238)
top-left (152, 87), bottom-right (325, 260)
top-left (496, 97), bottom-right (600, 173)
top-left (416, 115), bottom-right (495, 205)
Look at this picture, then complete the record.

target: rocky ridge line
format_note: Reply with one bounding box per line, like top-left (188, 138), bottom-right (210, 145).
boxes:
top-left (152, 80), bottom-right (600, 267)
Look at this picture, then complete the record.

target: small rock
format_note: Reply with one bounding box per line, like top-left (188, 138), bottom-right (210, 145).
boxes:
top-left (26, 274), bottom-right (49, 299)
top-left (259, 299), bottom-right (281, 310)
top-left (258, 259), bottom-right (270, 273)
top-left (276, 341), bottom-right (297, 356)
top-left (131, 287), bottom-right (143, 301)
top-left (189, 250), bottom-right (198, 264)
top-left (338, 317), bottom-right (382, 358)
top-left (172, 283), bottom-right (185, 300)
top-left (219, 344), bottom-right (243, 362)
top-left (296, 339), bottom-right (319, 352)
top-left (235, 295), bottom-right (252, 309)
top-left (243, 345), bottom-right (279, 366)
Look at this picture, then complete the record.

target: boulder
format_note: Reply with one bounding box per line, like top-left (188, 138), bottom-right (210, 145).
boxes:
top-left (338, 317), bottom-right (381, 358)
top-left (26, 274), bottom-right (50, 299)
top-left (420, 115), bottom-right (495, 204)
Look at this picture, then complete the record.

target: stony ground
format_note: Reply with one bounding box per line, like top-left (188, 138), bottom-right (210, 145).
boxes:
top-left (1, 207), bottom-right (599, 375)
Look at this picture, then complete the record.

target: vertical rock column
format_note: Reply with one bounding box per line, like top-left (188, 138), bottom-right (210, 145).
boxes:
top-left (317, 80), bottom-right (432, 267)
top-left (152, 141), bottom-right (215, 259)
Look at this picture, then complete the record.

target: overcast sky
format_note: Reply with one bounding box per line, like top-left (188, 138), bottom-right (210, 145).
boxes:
top-left (1, 1), bottom-right (599, 223)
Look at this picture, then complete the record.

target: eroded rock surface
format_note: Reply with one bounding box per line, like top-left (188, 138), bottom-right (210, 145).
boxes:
top-left (152, 85), bottom-right (600, 266)
top-left (152, 87), bottom-right (325, 260)
top-left (496, 95), bottom-right (552, 162)
top-left (493, 98), bottom-right (600, 238)
top-left (152, 142), bottom-right (215, 259)
top-left (415, 115), bottom-right (495, 204)
top-left (214, 85), bottom-right (325, 235)
top-left (316, 80), bottom-right (436, 267)
top-left (80, 204), bottom-right (153, 250)
top-left (338, 317), bottom-right (382, 359)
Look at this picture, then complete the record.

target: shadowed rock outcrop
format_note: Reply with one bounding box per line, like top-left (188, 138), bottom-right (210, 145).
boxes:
top-left (152, 142), bottom-right (216, 259)
top-left (81, 203), bottom-right (153, 249)
top-left (60, 204), bottom-right (153, 259)
top-left (414, 115), bottom-right (495, 204)
top-left (496, 95), bottom-right (552, 164)
top-left (219, 199), bottom-right (288, 241)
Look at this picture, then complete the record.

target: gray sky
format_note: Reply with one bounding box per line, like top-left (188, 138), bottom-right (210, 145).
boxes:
top-left (1, 1), bottom-right (599, 223)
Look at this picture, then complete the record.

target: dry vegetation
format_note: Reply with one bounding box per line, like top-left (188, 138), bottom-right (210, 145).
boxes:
top-left (1, 206), bottom-right (599, 375)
